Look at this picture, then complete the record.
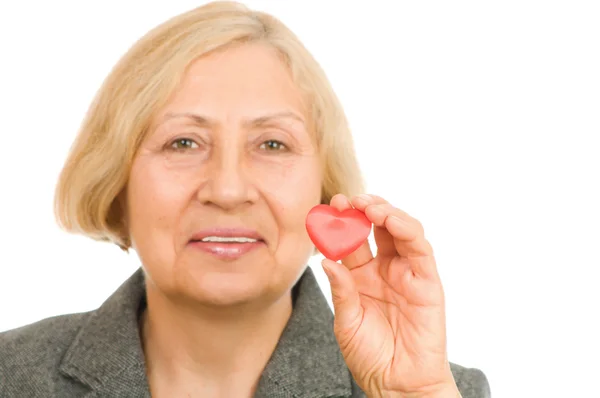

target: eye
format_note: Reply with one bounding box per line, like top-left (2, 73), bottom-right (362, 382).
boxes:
top-left (169, 138), bottom-right (199, 151)
top-left (260, 140), bottom-right (287, 151)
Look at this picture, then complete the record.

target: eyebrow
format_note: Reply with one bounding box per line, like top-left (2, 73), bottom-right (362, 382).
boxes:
top-left (160, 111), bottom-right (306, 129)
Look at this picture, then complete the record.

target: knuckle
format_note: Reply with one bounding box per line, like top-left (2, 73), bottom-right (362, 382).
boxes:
top-left (368, 194), bottom-right (388, 204)
top-left (414, 219), bottom-right (424, 233)
top-left (382, 203), bottom-right (396, 212)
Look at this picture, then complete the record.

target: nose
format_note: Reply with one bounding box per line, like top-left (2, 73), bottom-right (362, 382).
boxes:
top-left (197, 147), bottom-right (257, 211)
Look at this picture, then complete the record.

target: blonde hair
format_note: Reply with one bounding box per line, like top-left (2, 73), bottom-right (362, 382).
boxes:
top-left (54, 1), bottom-right (365, 253)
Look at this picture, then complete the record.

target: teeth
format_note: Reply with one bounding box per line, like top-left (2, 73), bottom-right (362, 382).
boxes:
top-left (200, 236), bottom-right (258, 243)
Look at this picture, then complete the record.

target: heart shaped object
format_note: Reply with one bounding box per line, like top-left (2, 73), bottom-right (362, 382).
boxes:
top-left (305, 204), bottom-right (372, 261)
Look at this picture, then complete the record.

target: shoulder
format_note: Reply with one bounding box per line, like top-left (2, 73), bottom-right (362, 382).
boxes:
top-left (0, 312), bottom-right (92, 395)
top-left (450, 362), bottom-right (491, 398)
top-left (0, 312), bottom-right (91, 362)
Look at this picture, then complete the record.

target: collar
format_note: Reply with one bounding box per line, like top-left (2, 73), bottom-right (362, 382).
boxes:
top-left (59, 266), bottom-right (356, 397)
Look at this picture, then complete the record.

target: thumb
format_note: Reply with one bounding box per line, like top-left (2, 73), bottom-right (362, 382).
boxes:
top-left (321, 258), bottom-right (363, 330)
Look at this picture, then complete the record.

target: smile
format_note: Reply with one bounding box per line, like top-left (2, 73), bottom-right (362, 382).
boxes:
top-left (199, 236), bottom-right (259, 243)
top-left (188, 237), bottom-right (265, 260)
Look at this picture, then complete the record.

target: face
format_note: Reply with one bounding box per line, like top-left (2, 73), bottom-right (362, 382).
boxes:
top-left (125, 42), bottom-right (322, 307)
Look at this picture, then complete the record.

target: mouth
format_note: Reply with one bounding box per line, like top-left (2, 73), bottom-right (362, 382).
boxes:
top-left (189, 227), bottom-right (265, 243)
top-left (188, 229), bottom-right (266, 260)
top-left (191, 236), bottom-right (263, 243)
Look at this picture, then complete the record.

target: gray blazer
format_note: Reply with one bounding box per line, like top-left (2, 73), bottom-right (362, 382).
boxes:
top-left (0, 266), bottom-right (491, 397)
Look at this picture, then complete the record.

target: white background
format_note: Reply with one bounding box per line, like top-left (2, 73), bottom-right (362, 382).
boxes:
top-left (1, 1), bottom-right (599, 397)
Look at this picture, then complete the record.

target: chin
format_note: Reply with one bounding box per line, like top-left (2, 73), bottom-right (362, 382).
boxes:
top-left (192, 275), bottom-right (277, 307)
top-left (178, 260), bottom-right (278, 306)
top-left (171, 247), bottom-right (307, 307)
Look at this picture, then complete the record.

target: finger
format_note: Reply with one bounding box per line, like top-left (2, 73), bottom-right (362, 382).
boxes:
top-left (353, 196), bottom-right (426, 254)
top-left (329, 194), bottom-right (373, 269)
top-left (353, 195), bottom-right (397, 257)
top-left (384, 214), bottom-right (437, 279)
top-left (370, 204), bottom-right (436, 279)
top-left (353, 195), bottom-right (437, 279)
top-left (350, 193), bottom-right (388, 211)
top-left (365, 203), bottom-right (430, 256)
top-left (329, 193), bottom-right (352, 211)
top-left (353, 194), bottom-right (416, 223)
top-left (321, 258), bottom-right (363, 331)
top-left (351, 194), bottom-right (395, 256)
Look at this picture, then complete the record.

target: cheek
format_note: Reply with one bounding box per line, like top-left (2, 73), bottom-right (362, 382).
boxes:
top-left (254, 157), bottom-right (321, 211)
top-left (252, 157), bottom-right (321, 245)
top-left (128, 156), bottom-right (193, 244)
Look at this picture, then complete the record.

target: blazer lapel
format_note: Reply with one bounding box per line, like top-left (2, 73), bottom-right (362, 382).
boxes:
top-left (254, 266), bottom-right (355, 398)
top-left (58, 268), bottom-right (151, 397)
top-left (57, 266), bottom-right (357, 397)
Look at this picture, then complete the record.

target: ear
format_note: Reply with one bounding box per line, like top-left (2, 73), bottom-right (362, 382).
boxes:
top-left (118, 190), bottom-right (128, 226)
top-left (116, 190), bottom-right (131, 250)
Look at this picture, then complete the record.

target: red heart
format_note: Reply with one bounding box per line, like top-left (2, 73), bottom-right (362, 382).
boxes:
top-left (305, 204), bottom-right (371, 261)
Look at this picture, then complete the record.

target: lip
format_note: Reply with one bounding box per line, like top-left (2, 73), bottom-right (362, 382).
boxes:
top-left (189, 227), bottom-right (264, 243)
top-left (188, 227), bottom-right (266, 261)
top-left (188, 240), bottom-right (265, 260)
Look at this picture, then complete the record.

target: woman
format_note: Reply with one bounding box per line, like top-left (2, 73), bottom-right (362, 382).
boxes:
top-left (0, 2), bottom-right (490, 397)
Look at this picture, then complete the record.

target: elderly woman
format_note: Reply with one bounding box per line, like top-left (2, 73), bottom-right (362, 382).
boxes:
top-left (0, 2), bottom-right (490, 397)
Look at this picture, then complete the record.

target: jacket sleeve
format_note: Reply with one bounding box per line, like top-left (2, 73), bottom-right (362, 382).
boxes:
top-left (455, 367), bottom-right (491, 398)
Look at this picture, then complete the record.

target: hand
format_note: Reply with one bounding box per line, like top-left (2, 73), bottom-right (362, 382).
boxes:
top-left (321, 194), bottom-right (459, 397)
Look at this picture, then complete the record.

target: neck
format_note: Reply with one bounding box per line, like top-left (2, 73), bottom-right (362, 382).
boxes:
top-left (139, 284), bottom-right (293, 398)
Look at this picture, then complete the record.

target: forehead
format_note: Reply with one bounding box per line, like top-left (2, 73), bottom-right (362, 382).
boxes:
top-left (162, 42), bottom-right (307, 120)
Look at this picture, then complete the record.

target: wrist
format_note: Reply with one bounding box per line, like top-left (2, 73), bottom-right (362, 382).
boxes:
top-left (404, 385), bottom-right (461, 398)
top-left (372, 383), bottom-right (461, 398)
